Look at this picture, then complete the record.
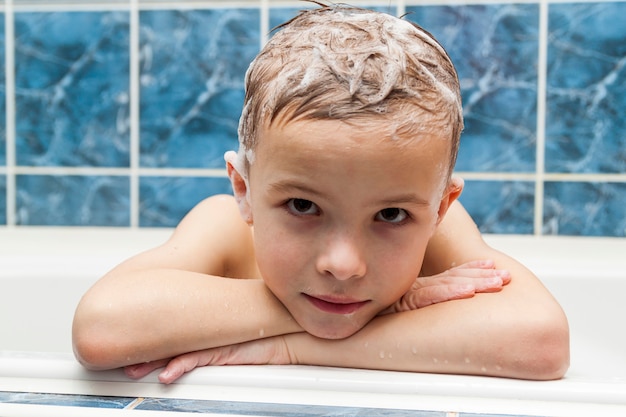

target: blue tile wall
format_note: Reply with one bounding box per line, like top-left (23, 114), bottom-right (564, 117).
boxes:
top-left (405, 4), bottom-right (540, 174)
top-left (16, 174), bottom-right (130, 226)
top-left (546, 2), bottom-right (626, 174)
top-left (460, 180), bottom-right (535, 234)
top-left (0, 13), bottom-right (5, 167)
top-left (139, 175), bottom-right (231, 227)
top-left (139, 8), bottom-right (259, 169)
top-left (14, 11), bottom-right (130, 167)
top-left (1, 0), bottom-right (625, 236)
top-left (544, 181), bottom-right (626, 236)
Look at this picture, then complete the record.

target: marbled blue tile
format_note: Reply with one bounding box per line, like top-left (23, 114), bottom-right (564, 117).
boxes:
top-left (139, 176), bottom-right (232, 227)
top-left (269, 4), bottom-right (397, 30)
top-left (139, 8), bottom-right (260, 169)
top-left (16, 175), bottom-right (130, 226)
top-left (543, 181), bottom-right (626, 237)
top-left (459, 180), bottom-right (535, 234)
top-left (0, 391), bottom-right (135, 408)
top-left (0, 175), bottom-right (6, 225)
top-left (137, 397), bottom-right (444, 416)
top-left (14, 11), bottom-right (130, 167)
top-left (406, 5), bottom-right (539, 173)
top-left (0, 13), bottom-right (5, 166)
top-left (546, 2), bottom-right (626, 173)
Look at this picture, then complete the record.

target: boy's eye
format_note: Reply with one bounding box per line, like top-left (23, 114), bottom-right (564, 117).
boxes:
top-left (375, 207), bottom-right (408, 224)
top-left (286, 198), bottom-right (319, 215)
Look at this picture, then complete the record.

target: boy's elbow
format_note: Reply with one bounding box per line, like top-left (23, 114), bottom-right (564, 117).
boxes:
top-left (72, 303), bottom-right (125, 371)
top-left (72, 335), bottom-right (108, 371)
top-left (513, 314), bottom-right (570, 380)
top-left (72, 322), bottom-right (115, 371)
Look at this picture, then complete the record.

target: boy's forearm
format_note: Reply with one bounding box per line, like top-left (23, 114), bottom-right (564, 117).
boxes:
top-left (287, 292), bottom-right (569, 381)
top-left (72, 268), bottom-right (301, 370)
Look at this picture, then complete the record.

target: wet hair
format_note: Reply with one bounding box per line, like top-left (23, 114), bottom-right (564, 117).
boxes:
top-left (237, 2), bottom-right (463, 177)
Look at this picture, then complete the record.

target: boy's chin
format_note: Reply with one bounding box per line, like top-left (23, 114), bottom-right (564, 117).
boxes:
top-left (300, 320), bottom-right (364, 340)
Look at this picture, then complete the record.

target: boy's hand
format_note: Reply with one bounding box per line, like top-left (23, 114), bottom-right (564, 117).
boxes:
top-left (124, 336), bottom-right (294, 384)
top-left (383, 260), bottom-right (511, 314)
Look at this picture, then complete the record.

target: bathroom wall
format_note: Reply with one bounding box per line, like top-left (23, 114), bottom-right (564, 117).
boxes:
top-left (0, 0), bottom-right (624, 235)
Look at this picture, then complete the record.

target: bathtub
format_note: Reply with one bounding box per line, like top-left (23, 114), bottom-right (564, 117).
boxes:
top-left (1, 227), bottom-right (625, 416)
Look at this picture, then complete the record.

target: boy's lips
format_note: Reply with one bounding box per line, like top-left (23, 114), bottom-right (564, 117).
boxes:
top-left (303, 294), bottom-right (370, 315)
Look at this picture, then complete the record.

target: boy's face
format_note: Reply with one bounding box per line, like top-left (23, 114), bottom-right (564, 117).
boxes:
top-left (237, 118), bottom-right (459, 339)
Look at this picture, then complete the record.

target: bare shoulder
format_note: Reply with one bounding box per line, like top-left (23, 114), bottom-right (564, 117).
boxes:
top-left (167, 194), bottom-right (258, 278)
top-left (113, 194), bottom-right (258, 279)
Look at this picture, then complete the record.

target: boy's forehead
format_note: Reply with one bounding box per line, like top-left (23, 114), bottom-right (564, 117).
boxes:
top-left (259, 117), bottom-right (452, 163)
top-left (252, 118), bottom-right (452, 198)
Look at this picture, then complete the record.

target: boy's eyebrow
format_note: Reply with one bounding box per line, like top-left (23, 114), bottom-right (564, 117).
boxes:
top-left (268, 180), bottom-right (324, 198)
top-left (269, 180), bottom-right (431, 207)
top-left (376, 194), bottom-right (432, 207)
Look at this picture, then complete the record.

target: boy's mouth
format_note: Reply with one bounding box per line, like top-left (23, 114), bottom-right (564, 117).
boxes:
top-left (303, 294), bottom-right (370, 315)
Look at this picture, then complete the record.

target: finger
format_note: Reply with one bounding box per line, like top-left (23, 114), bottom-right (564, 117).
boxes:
top-left (448, 260), bottom-right (511, 285)
top-left (158, 348), bottom-right (228, 384)
top-left (396, 284), bottom-right (476, 311)
top-left (158, 351), bottom-right (209, 384)
top-left (471, 276), bottom-right (505, 293)
top-left (124, 358), bottom-right (170, 380)
top-left (419, 268), bottom-right (509, 286)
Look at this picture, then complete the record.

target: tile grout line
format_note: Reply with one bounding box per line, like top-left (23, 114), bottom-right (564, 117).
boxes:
top-left (397, 0), bottom-right (405, 16)
top-left (4, 165), bottom-right (626, 182)
top-left (534, 0), bottom-right (549, 236)
top-left (129, 0), bottom-right (141, 228)
top-left (4, 0), bottom-right (16, 227)
top-left (123, 396), bottom-right (145, 409)
top-left (260, 0), bottom-right (269, 46)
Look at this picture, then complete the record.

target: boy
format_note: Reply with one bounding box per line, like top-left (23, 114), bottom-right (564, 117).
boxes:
top-left (72, 4), bottom-right (569, 384)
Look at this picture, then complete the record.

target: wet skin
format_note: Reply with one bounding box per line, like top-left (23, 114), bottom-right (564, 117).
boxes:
top-left (238, 118), bottom-right (455, 339)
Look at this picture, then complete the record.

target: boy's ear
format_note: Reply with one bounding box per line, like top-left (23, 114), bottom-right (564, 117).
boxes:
top-left (436, 176), bottom-right (464, 226)
top-left (227, 161), bottom-right (253, 225)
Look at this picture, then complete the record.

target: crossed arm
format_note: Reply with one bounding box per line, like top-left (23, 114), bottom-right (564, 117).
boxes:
top-left (72, 195), bottom-right (569, 383)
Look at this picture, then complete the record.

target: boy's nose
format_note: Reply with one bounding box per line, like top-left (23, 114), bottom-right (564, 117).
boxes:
top-left (316, 234), bottom-right (367, 281)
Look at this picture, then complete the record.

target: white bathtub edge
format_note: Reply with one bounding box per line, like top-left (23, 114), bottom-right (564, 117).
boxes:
top-left (1, 352), bottom-right (625, 409)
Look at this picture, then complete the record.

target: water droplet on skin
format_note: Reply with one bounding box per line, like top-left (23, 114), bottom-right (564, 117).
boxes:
top-left (259, 328), bottom-right (265, 337)
top-left (364, 342), bottom-right (369, 348)
top-left (411, 347), bottom-right (418, 355)
top-left (379, 351), bottom-right (385, 359)
top-left (496, 365), bottom-right (503, 371)
top-left (481, 366), bottom-right (487, 372)
top-left (464, 357), bottom-right (471, 364)
top-left (433, 357), bottom-right (439, 363)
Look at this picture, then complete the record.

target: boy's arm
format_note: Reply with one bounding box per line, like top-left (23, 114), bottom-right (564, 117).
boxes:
top-left (151, 201), bottom-right (569, 382)
top-left (72, 195), bottom-right (302, 370)
top-left (74, 195), bottom-right (507, 372)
